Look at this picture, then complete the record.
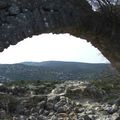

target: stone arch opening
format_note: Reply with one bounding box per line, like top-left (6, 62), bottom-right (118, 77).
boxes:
top-left (1, 33), bottom-right (118, 82)
top-left (0, 0), bottom-right (119, 72)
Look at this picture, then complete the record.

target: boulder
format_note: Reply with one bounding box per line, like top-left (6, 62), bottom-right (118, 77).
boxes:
top-left (104, 104), bottom-right (118, 114)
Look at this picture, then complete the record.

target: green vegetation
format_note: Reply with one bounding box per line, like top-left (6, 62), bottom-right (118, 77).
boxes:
top-left (0, 61), bottom-right (117, 81)
top-left (5, 79), bottom-right (62, 87)
top-left (0, 61), bottom-right (119, 119)
top-left (91, 75), bottom-right (120, 102)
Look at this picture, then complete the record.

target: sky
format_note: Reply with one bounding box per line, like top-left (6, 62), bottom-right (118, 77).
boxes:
top-left (0, 33), bottom-right (109, 64)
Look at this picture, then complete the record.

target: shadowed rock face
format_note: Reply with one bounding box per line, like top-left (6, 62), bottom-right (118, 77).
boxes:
top-left (0, 0), bottom-right (120, 72)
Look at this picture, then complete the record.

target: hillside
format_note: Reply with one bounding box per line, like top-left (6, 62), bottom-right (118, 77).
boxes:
top-left (0, 61), bottom-right (117, 81)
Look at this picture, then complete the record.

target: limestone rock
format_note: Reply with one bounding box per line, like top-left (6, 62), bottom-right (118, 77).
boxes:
top-left (9, 4), bottom-right (20, 15)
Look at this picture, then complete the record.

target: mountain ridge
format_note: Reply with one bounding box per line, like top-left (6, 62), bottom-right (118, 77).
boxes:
top-left (21, 61), bottom-right (110, 66)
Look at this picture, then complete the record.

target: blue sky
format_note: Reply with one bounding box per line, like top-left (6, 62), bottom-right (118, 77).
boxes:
top-left (0, 33), bottom-right (109, 64)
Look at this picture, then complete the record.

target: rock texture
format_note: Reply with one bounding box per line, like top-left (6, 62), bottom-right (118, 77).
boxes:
top-left (0, 80), bottom-right (120, 120)
top-left (0, 0), bottom-right (120, 72)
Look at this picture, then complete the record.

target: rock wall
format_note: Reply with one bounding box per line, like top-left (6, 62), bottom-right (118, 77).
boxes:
top-left (0, 0), bottom-right (120, 72)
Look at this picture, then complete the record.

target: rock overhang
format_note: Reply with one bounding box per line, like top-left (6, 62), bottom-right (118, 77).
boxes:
top-left (0, 0), bottom-right (120, 72)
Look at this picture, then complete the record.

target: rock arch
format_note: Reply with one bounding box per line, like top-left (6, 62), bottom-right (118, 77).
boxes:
top-left (0, 0), bottom-right (120, 72)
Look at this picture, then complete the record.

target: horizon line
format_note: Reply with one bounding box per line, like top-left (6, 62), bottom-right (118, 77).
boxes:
top-left (0, 60), bottom-right (110, 65)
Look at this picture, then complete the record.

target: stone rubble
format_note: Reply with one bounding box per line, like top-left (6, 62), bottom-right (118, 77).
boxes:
top-left (0, 81), bottom-right (120, 120)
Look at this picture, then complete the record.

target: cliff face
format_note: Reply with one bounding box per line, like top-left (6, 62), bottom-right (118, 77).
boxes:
top-left (0, 0), bottom-right (120, 72)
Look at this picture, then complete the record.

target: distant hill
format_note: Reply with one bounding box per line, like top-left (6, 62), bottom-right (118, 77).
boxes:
top-left (0, 61), bottom-right (117, 81)
top-left (22, 61), bottom-right (109, 68)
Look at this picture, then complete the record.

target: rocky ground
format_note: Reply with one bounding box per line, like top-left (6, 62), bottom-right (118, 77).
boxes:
top-left (0, 80), bottom-right (120, 120)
